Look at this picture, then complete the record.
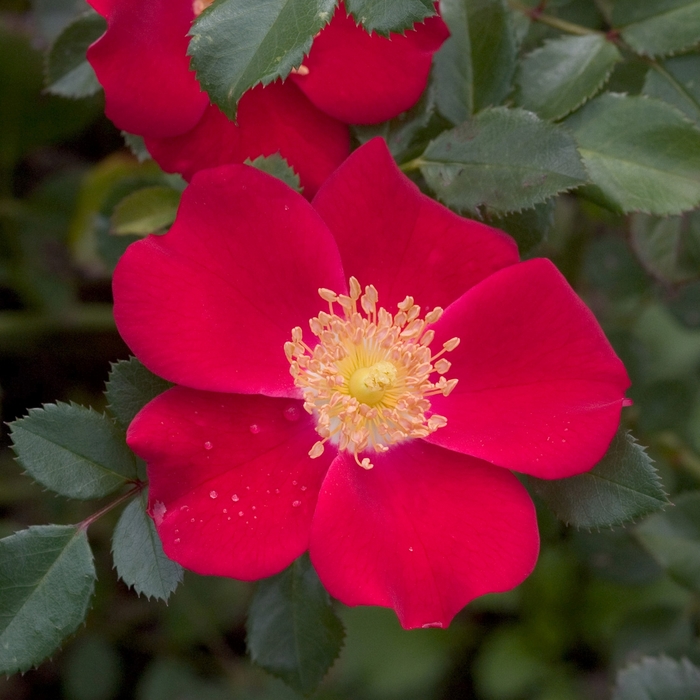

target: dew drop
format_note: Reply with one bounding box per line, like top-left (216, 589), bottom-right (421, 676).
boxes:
top-left (292, 480), bottom-right (298, 486)
top-left (283, 405), bottom-right (301, 421)
top-left (238, 511), bottom-right (244, 517)
top-left (180, 505), bottom-right (189, 511)
top-left (231, 494), bottom-right (239, 502)
top-left (227, 516), bottom-right (231, 520)
top-left (249, 424), bottom-right (261, 434)
top-left (190, 518), bottom-right (195, 523)
top-left (252, 506), bottom-right (256, 510)
top-left (223, 508), bottom-right (228, 514)
top-left (174, 538), bottom-right (181, 544)
top-left (275, 489), bottom-right (280, 494)
top-left (292, 500), bottom-right (301, 508)
top-left (209, 490), bottom-right (218, 499)
top-left (301, 486), bottom-right (307, 491)
top-left (152, 501), bottom-right (167, 526)
top-left (408, 547), bottom-right (414, 552)
top-left (204, 441), bottom-right (213, 450)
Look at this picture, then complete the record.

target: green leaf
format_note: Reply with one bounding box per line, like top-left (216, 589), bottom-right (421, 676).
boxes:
top-left (247, 554), bottom-right (344, 695)
top-left (636, 491), bottom-right (700, 593)
top-left (0, 525), bottom-right (95, 674)
top-left (111, 186), bottom-right (181, 236)
top-left (45, 11), bottom-right (105, 98)
top-left (488, 200), bottom-right (554, 255)
top-left (31, 0), bottom-right (89, 43)
top-left (112, 491), bottom-right (183, 601)
top-left (105, 357), bottom-right (173, 432)
top-left (345, 0), bottom-right (435, 35)
top-left (433, 0), bottom-right (516, 123)
top-left (630, 211), bottom-right (700, 283)
top-left (613, 0), bottom-right (700, 57)
top-left (515, 34), bottom-right (621, 121)
top-left (122, 132), bottom-right (152, 163)
top-left (10, 402), bottom-right (138, 500)
top-left (419, 107), bottom-right (586, 214)
top-left (643, 56), bottom-right (700, 125)
top-left (566, 93), bottom-right (700, 215)
top-left (245, 153), bottom-right (302, 193)
top-left (613, 656), bottom-right (700, 700)
top-left (189, 0), bottom-right (336, 118)
top-left (529, 429), bottom-right (668, 528)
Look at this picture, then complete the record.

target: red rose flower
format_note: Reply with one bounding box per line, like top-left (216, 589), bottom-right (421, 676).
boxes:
top-left (114, 139), bottom-right (630, 629)
top-left (86, 0), bottom-right (448, 196)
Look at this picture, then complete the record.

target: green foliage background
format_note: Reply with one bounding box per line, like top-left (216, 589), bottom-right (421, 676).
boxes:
top-left (1, 0), bottom-right (700, 698)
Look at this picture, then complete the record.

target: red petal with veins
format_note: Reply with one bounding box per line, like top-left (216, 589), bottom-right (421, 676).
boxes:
top-left (145, 82), bottom-right (350, 198)
top-left (313, 138), bottom-right (519, 310)
top-left (310, 442), bottom-right (539, 629)
top-left (86, 0), bottom-right (208, 138)
top-left (426, 258), bottom-right (631, 478)
top-left (128, 388), bottom-right (333, 580)
top-left (291, 6), bottom-right (449, 123)
top-left (113, 165), bottom-right (346, 396)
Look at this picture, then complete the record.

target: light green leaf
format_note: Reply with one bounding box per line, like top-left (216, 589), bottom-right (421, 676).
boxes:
top-left (189, 0), bottom-right (336, 118)
top-left (10, 402), bottom-right (138, 500)
top-left (434, 0), bottom-right (516, 123)
top-left (0, 525), bottom-right (95, 674)
top-left (245, 153), bottom-right (302, 193)
top-left (111, 186), bottom-right (181, 236)
top-left (122, 132), bottom-right (152, 163)
top-left (112, 491), bottom-right (183, 601)
top-left (613, 656), bottom-right (700, 700)
top-left (419, 106), bottom-right (586, 214)
top-left (566, 93), bottom-right (700, 215)
top-left (247, 554), bottom-right (344, 695)
top-left (643, 55), bottom-right (700, 125)
top-left (613, 0), bottom-right (700, 57)
top-left (45, 11), bottom-right (105, 98)
top-left (515, 34), bottom-right (621, 121)
top-left (630, 211), bottom-right (700, 283)
top-left (529, 430), bottom-right (668, 528)
top-left (345, 0), bottom-right (435, 35)
top-left (636, 491), bottom-right (700, 593)
top-left (105, 357), bottom-right (173, 432)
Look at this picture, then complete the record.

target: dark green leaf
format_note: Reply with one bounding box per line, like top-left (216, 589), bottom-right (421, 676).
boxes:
top-left (515, 34), bottom-right (621, 121)
top-left (636, 491), bottom-right (700, 593)
top-left (31, 0), bottom-right (89, 43)
top-left (434, 0), bottom-right (516, 123)
top-left (529, 429), bottom-right (668, 528)
top-left (613, 656), bottom-right (700, 700)
top-left (111, 186), bottom-right (181, 236)
top-left (613, 0), bottom-right (700, 57)
top-left (105, 357), bottom-right (173, 432)
top-left (566, 93), bottom-right (700, 215)
top-left (136, 659), bottom-right (231, 700)
top-left (247, 554), bottom-right (344, 695)
top-left (630, 211), bottom-right (700, 283)
top-left (112, 491), bottom-right (183, 601)
top-left (245, 153), bottom-right (302, 193)
top-left (0, 525), bottom-right (95, 674)
top-left (488, 200), bottom-right (554, 255)
top-left (189, 0), bottom-right (336, 118)
top-left (45, 12), bottom-right (105, 98)
top-left (420, 107), bottom-right (586, 214)
top-left (345, 0), bottom-right (434, 35)
top-left (643, 55), bottom-right (700, 125)
top-left (10, 402), bottom-right (138, 500)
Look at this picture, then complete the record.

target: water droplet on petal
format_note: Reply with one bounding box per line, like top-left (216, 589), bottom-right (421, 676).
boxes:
top-left (284, 405), bottom-right (301, 421)
top-left (204, 441), bottom-right (213, 450)
top-left (292, 480), bottom-right (298, 486)
top-left (231, 494), bottom-right (239, 502)
top-left (209, 490), bottom-right (218, 499)
top-left (408, 547), bottom-right (413, 552)
top-left (238, 511), bottom-right (244, 516)
top-left (152, 501), bottom-right (167, 526)
top-left (190, 518), bottom-right (195, 523)
top-left (223, 509), bottom-right (227, 514)
top-left (292, 500), bottom-right (301, 508)
top-left (249, 424), bottom-right (261, 434)
top-left (174, 538), bottom-right (181, 544)
top-left (301, 486), bottom-right (307, 491)
top-left (275, 489), bottom-right (280, 494)
top-left (422, 622), bottom-right (443, 629)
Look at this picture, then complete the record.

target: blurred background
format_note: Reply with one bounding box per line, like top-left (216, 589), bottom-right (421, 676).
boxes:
top-left (1, 0), bottom-right (700, 698)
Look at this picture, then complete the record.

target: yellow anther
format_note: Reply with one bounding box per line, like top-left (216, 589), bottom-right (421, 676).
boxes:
top-left (318, 288), bottom-right (338, 303)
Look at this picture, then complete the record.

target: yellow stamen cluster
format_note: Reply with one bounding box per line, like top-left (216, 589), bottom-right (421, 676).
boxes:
top-left (285, 277), bottom-right (460, 470)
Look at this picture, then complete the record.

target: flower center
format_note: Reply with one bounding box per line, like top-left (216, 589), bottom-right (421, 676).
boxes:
top-left (285, 277), bottom-right (460, 470)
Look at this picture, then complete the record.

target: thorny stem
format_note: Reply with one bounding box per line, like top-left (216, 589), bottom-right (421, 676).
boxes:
top-left (507, 0), bottom-right (604, 36)
top-left (79, 481), bottom-right (146, 531)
